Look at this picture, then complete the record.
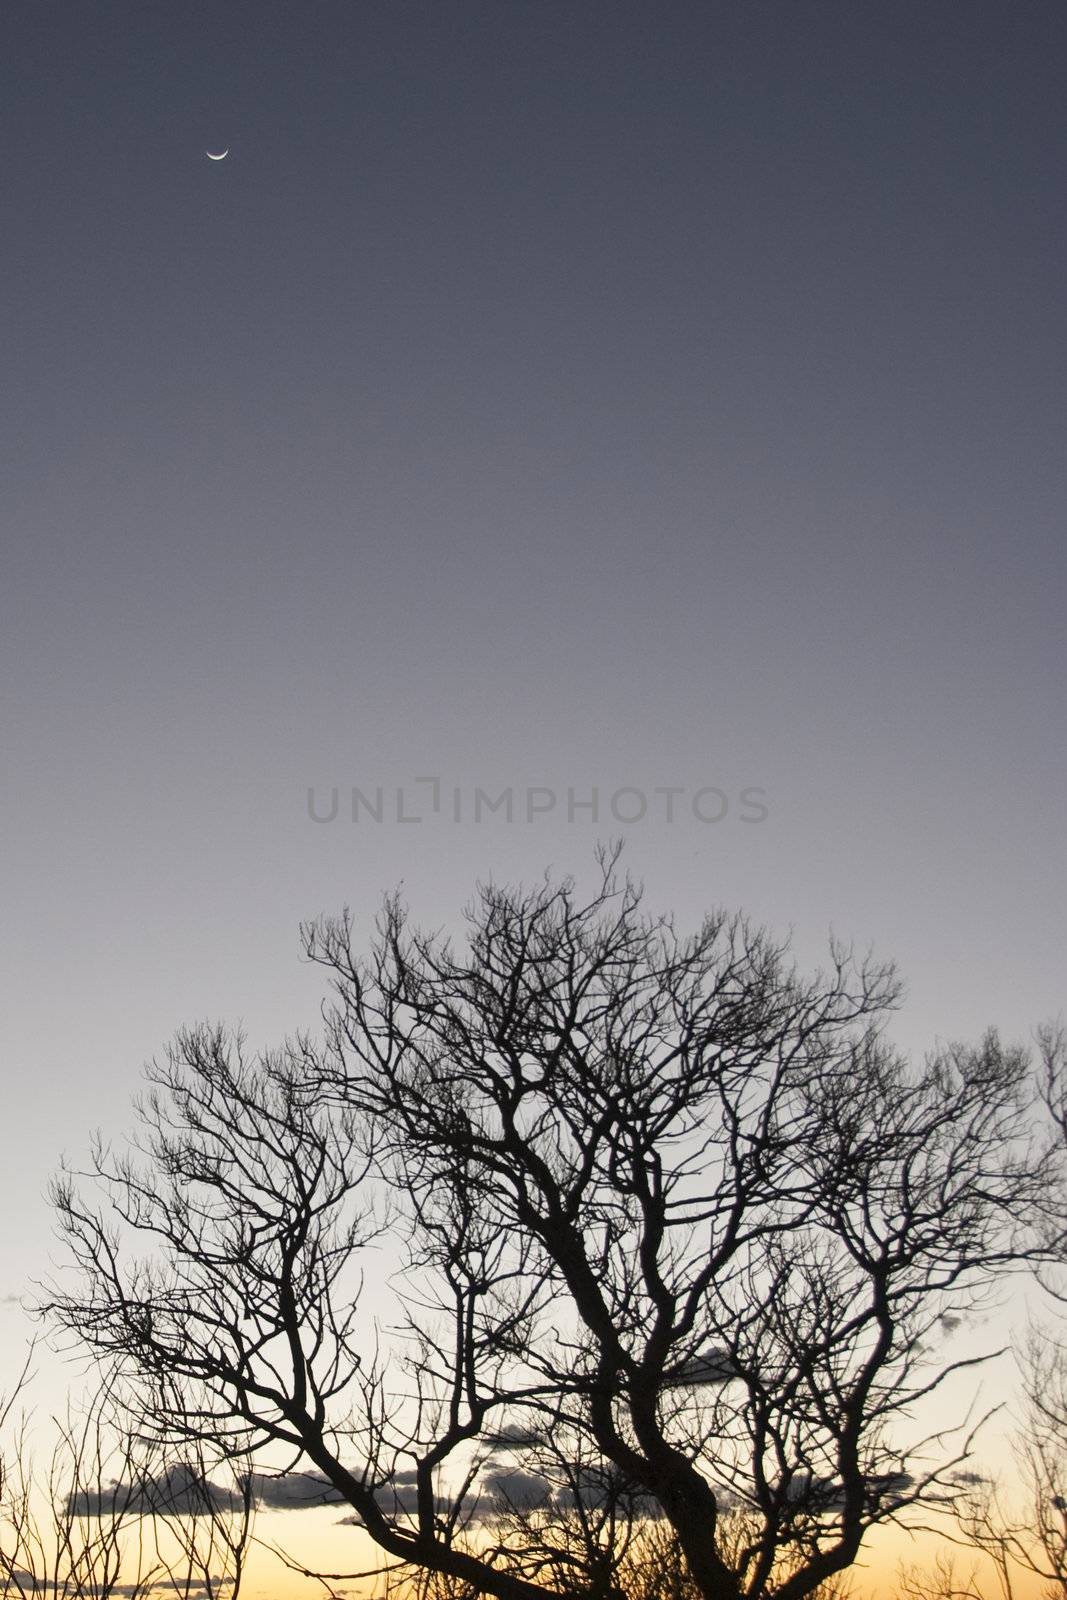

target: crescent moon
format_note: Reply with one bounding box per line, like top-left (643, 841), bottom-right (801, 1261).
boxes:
top-left (206, 149), bottom-right (229, 160)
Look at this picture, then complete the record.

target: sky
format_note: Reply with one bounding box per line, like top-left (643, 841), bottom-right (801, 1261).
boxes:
top-left (1, 0), bottom-right (1065, 1585)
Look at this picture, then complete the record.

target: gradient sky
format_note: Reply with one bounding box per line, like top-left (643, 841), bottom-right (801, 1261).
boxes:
top-left (1, 0), bottom-right (1064, 1507)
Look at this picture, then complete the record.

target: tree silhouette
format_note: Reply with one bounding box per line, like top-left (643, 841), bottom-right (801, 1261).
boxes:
top-left (954, 1025), bottom-right (1067, 1600)
top-left (47, 851), bottom-right (1062, 1600)
top-left (0, 1359), bottom-right (254, 1600)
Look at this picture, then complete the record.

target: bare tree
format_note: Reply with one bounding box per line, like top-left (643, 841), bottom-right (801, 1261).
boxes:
top-left (0, 1368), bottom-right (160, 1600)
top-left (896, 1551), bottom-right (984, 1600)
top-left (0, 1364), bottom-right (254, 1600)
top-left (45, 851), bottom-right (1061, 1600)
top-left (955, 1365), bottom-right (1066, 1600)
top-left (955, 1024), bottom-right (1067, 1600)
top-left (144, 1439), bottom-right (255, 1600)
top-left (1013, 1330), bottom-right (1067, 1599)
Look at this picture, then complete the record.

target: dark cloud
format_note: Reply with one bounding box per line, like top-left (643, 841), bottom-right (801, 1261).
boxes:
top-left (483, 1468), bottom-right (554, 1512)
top-left (5, 1574), bottom-right (228, 1598)
top-left (67, 1464), bottom-right (346, 1519)
top-left (776, 1470), bottom-right (915, 1512)
top-left (65, 1456), bottom-right (918, 1529)
top-left (554, 1482), bottom-right (665, 1519)
top-left (668, 1348), bottom-right (739, 1387)
top-left (250, 1470), bottom-right (344, 1510)
top-left (336, 1468), bottom-right (562, 1525)
top-left (485, 1424), bottom-right (546, 1450)
top-left (360, 1471), bottom-right (429, 1517)
top-left (67, 1463), bottom-right (244, 1519)
top-left (870, 1471), bottom-right (915, 1501)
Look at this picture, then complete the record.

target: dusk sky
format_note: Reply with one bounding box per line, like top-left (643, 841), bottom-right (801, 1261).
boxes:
top-left (2, 0), bottom-right (1064, 1383)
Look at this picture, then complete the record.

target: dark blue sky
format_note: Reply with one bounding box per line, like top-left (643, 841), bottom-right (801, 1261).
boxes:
top-left (1, 2), bottom-right (1064, 1316)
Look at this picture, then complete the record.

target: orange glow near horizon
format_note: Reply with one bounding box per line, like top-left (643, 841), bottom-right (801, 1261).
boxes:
top-left (231, 1510), bottom-right (1040, 1600)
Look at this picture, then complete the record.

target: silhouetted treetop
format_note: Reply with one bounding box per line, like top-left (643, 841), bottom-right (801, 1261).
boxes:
top-left (47, 849), bottom-right (1064, 1600)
